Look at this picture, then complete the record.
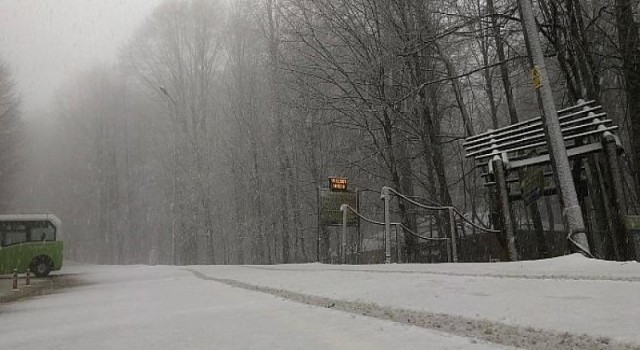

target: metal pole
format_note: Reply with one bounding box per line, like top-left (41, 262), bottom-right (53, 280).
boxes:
top-left (172, 140), bottom-right (177, 265)
top-left (172, 221), bottom-right (176, 265)
top-left (516, 0), bottom-right (590, 253)
top-left (381, 186), bottom-right (392, 264)
top-left (356, 189), bottom-right (361, 265)
top-left (172, 111), bottom-right (177, 265)
top-left (316, 186), bottom-right (321, 263)
top-left (448, 207), bottom-right (458, 263)
top-left (341, 204), bottom-right (348, 264)
top-left (160, 86), bottom-right (179, 265)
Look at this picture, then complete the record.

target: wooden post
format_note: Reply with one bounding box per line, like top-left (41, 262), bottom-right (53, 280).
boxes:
top-left (395, 225), bottom-right (400, 263)
top-left (584, 155), bottom-right (608, 258)
top-left (529, 200), bottom-right (549, 258)
top-left (448, 207), bottom-right (459, 262)
top-left (492, 156), bottom-right (519, 261)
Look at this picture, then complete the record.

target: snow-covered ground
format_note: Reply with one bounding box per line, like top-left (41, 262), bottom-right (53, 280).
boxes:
top-left (0, 254), bottom-right (638, 349)
top-left (188, 255), bottom-right (640, 345)
top-left (0, 264), bottom-right (513, 350)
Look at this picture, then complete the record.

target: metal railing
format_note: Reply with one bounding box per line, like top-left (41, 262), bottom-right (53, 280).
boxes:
top-left (333, 186), bottom-right (501, 264)
top-left (340, 204), bottom-right (449, 264)
top-left (381, 187), bottom-right (499, 264)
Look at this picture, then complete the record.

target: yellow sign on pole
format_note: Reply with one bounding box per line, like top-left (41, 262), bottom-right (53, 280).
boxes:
top-left (532, 66), bottom-right (542, 89)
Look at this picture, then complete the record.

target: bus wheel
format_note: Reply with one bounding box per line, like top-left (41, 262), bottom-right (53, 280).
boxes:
top-left (31, 256), bottom-right (53, 277)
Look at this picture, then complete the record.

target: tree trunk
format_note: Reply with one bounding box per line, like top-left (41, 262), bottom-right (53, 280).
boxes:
top-left (615, 0), bottom-right (640, 194)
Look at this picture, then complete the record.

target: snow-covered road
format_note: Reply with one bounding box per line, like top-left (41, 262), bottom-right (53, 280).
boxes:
top-left (0, 264), bottom-right (513, 350)
top-left (191, 256), bottom-right (640, 346)
top-left (1, 254), bottom-right (638, 349)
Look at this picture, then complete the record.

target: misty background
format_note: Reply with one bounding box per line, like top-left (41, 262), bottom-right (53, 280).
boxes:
top-left (0, 0), bottom-right (639, 265)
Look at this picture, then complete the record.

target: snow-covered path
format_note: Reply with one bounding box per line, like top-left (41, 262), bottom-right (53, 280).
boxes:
top-left (0, 264), bottom-right (513, 350)
top-left (187, 254), bottom-right (640, 348)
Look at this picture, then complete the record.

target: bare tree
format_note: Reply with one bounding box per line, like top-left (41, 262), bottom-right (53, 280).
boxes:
top-left (124, 0), bottom-right (226, 264)
top-left (0, 60), bottom-right (23, 212)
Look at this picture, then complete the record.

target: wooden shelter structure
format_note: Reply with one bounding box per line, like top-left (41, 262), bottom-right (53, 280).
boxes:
top-left (464, 100), bottom-right (637, 261)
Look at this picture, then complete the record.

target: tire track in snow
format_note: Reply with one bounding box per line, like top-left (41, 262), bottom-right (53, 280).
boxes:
top-left (186, 269), bottom-right (637, 350)
top-left (241, 265), bottom-right (640, 283)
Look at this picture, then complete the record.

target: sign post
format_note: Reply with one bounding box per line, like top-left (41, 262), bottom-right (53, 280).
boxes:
top-left (318, 177), bottom-right (357, 263)
top-left (341, 204), bottom-right (348, 264)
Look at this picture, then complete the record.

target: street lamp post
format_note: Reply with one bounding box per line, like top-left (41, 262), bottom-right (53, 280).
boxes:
top-left (160, 86), bottom-right (179, 265)
top-left (381, 187), bottom-right (392, 264)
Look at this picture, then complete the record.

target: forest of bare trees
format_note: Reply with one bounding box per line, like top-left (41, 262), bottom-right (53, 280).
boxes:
top-left (3, 0), bottom-right (640, 264)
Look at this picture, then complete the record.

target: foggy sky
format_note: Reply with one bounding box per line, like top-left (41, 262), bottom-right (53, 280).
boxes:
top-left (0, 0), bottom-right (162, 118)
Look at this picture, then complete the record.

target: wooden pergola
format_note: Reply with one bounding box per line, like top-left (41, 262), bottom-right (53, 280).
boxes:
top-left (463, 100), bottom-right (636, 261)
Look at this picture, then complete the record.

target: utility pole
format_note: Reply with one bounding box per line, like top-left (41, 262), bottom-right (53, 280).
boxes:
top-left (516, 0), bottom-right (591, 254)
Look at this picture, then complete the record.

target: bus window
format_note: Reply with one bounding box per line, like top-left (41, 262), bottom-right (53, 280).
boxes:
top-left (29, 221), bottom-right (55, 241)
top-left (3, 222), bottom-right (27, 246)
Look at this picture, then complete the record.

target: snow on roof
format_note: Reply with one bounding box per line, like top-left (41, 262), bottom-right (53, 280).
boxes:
top-left (0, 213), bottom-right (62, 228)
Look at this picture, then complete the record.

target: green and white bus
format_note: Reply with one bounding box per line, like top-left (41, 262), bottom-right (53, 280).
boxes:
top-left (0, 214), bottom-right (63, 277)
